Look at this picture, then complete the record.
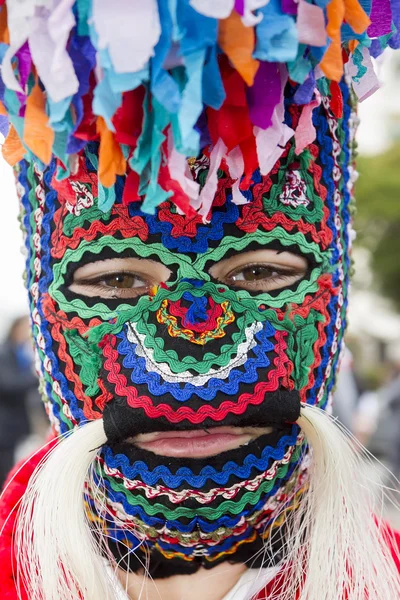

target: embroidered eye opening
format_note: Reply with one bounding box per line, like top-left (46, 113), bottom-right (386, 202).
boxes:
top-left (67, 249), bottom-right (309, 299)
top-left (68, 257), bottom-right (171, 299)
top-left (209, 249), bottom-right (309, 293)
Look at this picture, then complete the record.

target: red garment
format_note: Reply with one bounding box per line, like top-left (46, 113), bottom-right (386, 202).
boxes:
top-left (1, 446), bottom-right (400, 600)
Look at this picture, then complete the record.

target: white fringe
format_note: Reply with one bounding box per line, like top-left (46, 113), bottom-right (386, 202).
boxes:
top-left (12, 408), bottom-right (400, 600)
top-left (14, 419), bottom-right (113, 600)
top-left (256, 404), bottom-right (400, 600)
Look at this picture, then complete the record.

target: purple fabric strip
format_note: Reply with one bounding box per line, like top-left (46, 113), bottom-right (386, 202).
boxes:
top-left (282, 0), bottom-right (298, 16)
top-left (15, 41), bottom-right (32, 114)
top-left (195, 109), bottom-right (212, 149)
top-left (370, 38), bottom-right (385, 56)
top-left (248, 61), bottom-right (281, 129)
top-left (368, 0), bottom-right (393, 37)
top-left (293, 71), bottom-right (316, 105)
top-left (0, 115), bottom-right (9, 138)
top-left (234, 0), bottom-right (245, 15)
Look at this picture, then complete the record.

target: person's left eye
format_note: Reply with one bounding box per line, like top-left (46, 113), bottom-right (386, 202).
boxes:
top-left (209, 249), bottom-right (308, 293)
top-left (226, 264), bottom-right (304, 291)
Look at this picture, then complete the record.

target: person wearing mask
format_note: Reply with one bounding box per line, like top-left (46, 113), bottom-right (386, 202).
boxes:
top-left (0, 3), bottom-right (400, 599)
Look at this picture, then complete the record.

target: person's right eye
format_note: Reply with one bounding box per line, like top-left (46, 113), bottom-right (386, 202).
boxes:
top-left (68, 258), bottom-right (171, 299)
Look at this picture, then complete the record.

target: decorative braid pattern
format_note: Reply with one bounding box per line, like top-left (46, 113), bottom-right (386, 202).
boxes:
top-left (16, 78), bottom-right (355, 573)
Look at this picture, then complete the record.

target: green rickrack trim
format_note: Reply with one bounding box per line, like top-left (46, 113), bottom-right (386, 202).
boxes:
top-left (49, 226), bottom-right (331, 320)
top-left (194, 227), bottom-right (326, 271)
top-left (234, 265), bottom-right (324, 309)
top-left (133, 310), bottom-right (253, 374)
top-left (27, 168), bottom-right (40, 292)
top-left (42, 368), bottom-right (73, 429)
top-left (102, 460), bottom-right (291, 520)
top-left (264, 149), bottom-right (324, 224)
top-left (85, 279), bottom-right (267, 345)
top-left (84, 271), bottom-right (331, 348)
top-left (52, 256), bottom-right (326, 342)
top-left (49, 236), bottom-right (203, 320)
top-left (286, 311), bottom-right (323, 389)
top-left (64, 328), bottom-right (102, 397)
top-left (62, 205), bottom-right (112, 236)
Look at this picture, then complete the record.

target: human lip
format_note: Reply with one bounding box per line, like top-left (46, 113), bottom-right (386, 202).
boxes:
top-left (127, 426), bottom-right (273, 458)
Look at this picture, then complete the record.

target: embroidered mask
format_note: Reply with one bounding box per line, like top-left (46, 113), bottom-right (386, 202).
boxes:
top-left (16, 77), bottom-right (354, 577)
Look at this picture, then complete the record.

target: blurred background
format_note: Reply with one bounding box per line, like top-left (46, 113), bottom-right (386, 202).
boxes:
top-left (1, 51), bottom-right (400, 524)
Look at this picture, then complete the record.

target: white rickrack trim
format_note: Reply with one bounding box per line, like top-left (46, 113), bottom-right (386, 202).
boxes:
top-left (126, 321), bottom-right (263, 386)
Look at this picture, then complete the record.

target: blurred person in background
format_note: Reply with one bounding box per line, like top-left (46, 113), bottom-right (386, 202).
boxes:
top-left (333, 346), bottom-right (361, 433)
top-left (0, 316), bottom-right (37, 486)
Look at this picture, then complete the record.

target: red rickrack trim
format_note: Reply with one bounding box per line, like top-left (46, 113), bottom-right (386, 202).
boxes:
top-left (236, 185), bottom-right (332, 251)
top-left (157, 201), bottom-right (205, 238)
top-left (51, 204), bottom-right (149, 260)
top-left (275, 274), bottom-right (336, 323)
top-left (42, 293), bottom-right (102, 335)
top-left (162, 297), bottom-right (226, 333)
top-left (42, 294), bottom-right (103, 420)
top-left (51, 156), bottom-right (98, 208)
top-left (100, 447), bottom-right (290, 506)
top-left (102, 330), bottom-right (290, 424)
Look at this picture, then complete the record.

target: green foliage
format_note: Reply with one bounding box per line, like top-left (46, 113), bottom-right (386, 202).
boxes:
top-left (355, 143), bottom-right (400, 311)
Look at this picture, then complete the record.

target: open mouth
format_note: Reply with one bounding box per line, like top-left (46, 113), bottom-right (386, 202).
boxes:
top-left (125, 425), bottom-right (276, 458)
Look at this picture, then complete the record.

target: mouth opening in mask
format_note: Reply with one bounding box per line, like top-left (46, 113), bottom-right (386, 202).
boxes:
top-left (125, 425), bottom-right (276, 458)
top-left (101, 388), bottom-right (301, 467)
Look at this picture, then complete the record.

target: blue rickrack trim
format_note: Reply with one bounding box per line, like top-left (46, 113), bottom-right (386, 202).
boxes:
top-left (314, 103), bottom-right (338, 265)
top-left (340, 78), bottom-right (353, 280)
top-left (305, 109), bottom-right (338, 407)
top-left (305, 293), bottom-right (338, 407)
top-left (100, 456), bottom-right (300, 533)
top-left (36, 162), bottom-right (87, 431)
top-left (18, 162), bottom-right (34, 300)
top-left (338, 77), bottom-right (352, 340)
top-left (306, 91), bottom-right (351, 408)
top-left (117, 322), bottom-right (275, 401)
top-left (128, 195), bottom-right (240, 253)
top-left (18, 163), bottom-right (61, 429)
top-left (102, 426), bottom-right (299, 488)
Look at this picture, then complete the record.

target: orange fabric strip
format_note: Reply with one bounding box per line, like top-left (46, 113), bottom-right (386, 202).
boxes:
top-left (320, 0), bottom-right (345, 80)
top-left (218, 10), bottom-right (259, 86)
top-left (344, 0), bottom-right (371, 34)
top-left (0, 99), bottom-right (8, 115)
top-left (320, 35), bottom-right (343, 81)
top-left (97, 116), bottom-right (126, 188)
top-left (23, 83), bottom-right (54, 164)
top-left (0, 5), bottom-right (10, 45)
top-left (2, 124), bottom-right (25, 165)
